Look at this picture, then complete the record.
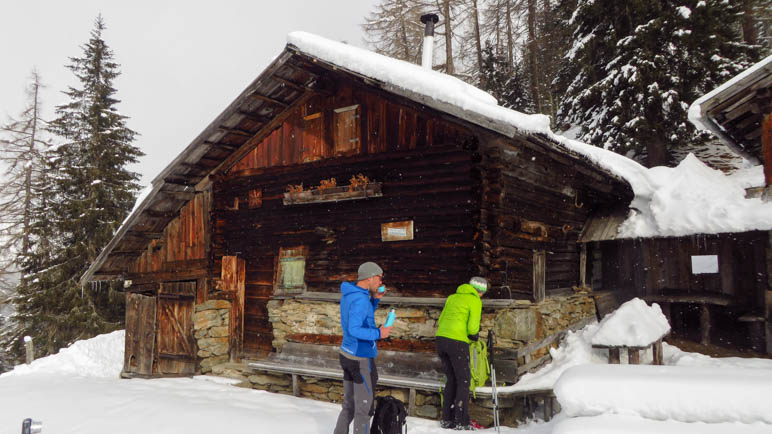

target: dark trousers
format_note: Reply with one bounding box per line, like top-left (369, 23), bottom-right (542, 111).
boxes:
top-left (436, 336), bottom-right (470, 426)
top-left (334, 354), bottom-right (378, 434)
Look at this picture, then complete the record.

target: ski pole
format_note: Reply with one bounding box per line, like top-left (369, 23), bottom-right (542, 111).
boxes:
top-left (488, 330), bottom-right (500, 433)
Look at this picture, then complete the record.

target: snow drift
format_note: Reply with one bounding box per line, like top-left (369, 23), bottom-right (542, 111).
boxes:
top-left (554, 364), bottom-right (772, 425)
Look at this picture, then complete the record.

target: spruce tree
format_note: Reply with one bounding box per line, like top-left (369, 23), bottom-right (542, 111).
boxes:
top-left (556, 0), bottom-right (760, 167)
top-left (9, 15), bottom-right (142, 358)
top-left (479, 41), bottom-right (534, 113)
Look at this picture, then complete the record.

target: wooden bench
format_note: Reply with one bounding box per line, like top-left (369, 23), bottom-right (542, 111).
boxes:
top-left (738, 312), bottom-right (767, 353)
top-left (246, 317), bottom-right (596, 420)
top-left (592, 333), bottom-right (667, 365)
top-left (247, 342), bottom-right (524, 416)
top-left (643, 292), bottom-right (735, 346)
top-left (248, 342), bottom-right (450, 415)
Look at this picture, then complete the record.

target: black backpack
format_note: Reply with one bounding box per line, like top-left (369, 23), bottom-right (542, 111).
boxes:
top-left (370, 396), bottom-right (407, 434)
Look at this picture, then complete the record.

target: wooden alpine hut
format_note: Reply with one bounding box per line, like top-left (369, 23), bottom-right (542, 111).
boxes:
top-left (575, 54), bottom-right (772, 357)
top-left (82, 29), bottom-right (636, 422)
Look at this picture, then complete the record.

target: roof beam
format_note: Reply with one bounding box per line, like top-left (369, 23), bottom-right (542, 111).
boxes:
top-left (110, 251), bottom-right (142, 256)
top-left (142, 209), bottom-right (177, 219)
top-left (217, 126), bottom-right (255, 138)
top-left (272, 76), bottom-right (310, 92)
top-left (249, 92), bottom-right (289, 108)
top-left (159, 189), bottom-right (196, 201)
top-left (126, 231), bottom-right (164, 240)
top-left (282, 59), bottom-right (320, 79)
top-left (203, 140), bottom-right (241, 150)
top-left (163, 176), bottom-right (199, 187)
top-left (237, 110), bottom-right (271, 124)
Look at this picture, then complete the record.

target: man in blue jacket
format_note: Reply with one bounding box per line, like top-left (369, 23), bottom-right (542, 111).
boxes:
top-left (334, 261), bottom-right (392, 434)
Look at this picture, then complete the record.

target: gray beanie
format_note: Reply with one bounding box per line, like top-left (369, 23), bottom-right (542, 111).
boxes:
top-left (358, 262), bottom-right (384, 280)
top-left (469, 276), bottom-right (489, 293)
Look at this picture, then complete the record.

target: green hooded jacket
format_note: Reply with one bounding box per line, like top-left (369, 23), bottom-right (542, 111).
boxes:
top-left (435, 283), bottom-right (482, 343)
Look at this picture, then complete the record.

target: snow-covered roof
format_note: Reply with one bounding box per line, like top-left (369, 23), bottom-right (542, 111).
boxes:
top-left (290, 32), bottom-right (772, 239)
top-left (688, 54), bottom-right (772, 164)
top-left (288, 32), bottom-right (555, 139)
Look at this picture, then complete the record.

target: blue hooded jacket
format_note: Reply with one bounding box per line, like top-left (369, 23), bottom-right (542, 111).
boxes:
top-left (339, 281), bottom-right (381, 358)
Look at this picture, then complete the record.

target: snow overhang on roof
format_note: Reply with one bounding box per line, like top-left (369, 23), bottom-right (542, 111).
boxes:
top-left (688, 54), bottom-right (772, 165)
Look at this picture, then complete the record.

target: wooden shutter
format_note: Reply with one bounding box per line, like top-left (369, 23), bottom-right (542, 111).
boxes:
top-left (275, 246), bottom-right (307, 295)
top-left (334, 105), bottom-right (361, 155)
top-left (302, 112), bottom-right (323, 162)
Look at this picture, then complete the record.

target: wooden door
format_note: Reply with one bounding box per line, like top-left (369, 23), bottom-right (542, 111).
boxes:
top-left (157, 281), bottom-right (197, 375)
top-left (124, 292), bottom-right (156, 377)
top-left (222, 255), bottom-right (274, 357)
top-left (244, 255), bottom-right (275, 355)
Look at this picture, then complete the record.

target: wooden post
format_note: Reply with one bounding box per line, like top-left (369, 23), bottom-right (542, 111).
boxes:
top-left (543, 395), bottom-right (553, 421)
top-left (700, 304), bottom-right (711, 346)
top-left (408, 388), bottom-right (417, 416)
top-left (653, 339), bottom-right (664, 365)
top-left (628, 348), bottom-right (640, 365)
top-left (608, 348), bottom-right (620, 364)
top-left (762, 113), bottom-right (771, 193)
top-left (579, 243), bottom-right (587, 287)
top-left (533, 250), bottom-right (546, 303)
top-left (24, 336), bottom-right (34, 364)
top-left (292, 374), bottom-right (299, 397)
top-left (767, 231), bottom-right (771, 355)
top-left (222, 255), bottom-right (246, 362)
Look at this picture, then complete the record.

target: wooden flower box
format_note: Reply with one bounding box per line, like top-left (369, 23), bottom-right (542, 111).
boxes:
top-left (283, 182), bottom-right (382, 205)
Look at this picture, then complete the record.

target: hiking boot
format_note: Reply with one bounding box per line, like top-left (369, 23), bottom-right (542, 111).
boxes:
top-left (454, 424), bottom-right (477, 431)
top-left (440, 420), bottom-right (456, 429)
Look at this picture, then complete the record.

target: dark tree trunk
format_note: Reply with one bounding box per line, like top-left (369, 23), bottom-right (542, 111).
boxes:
top-left (443, 0), bottom-right (454, 74)
top-left (528, 0), bottom-right (541, 113)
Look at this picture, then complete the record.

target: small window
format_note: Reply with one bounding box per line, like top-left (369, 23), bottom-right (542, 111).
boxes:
top-left (334, 105), bottom-right (361, 155)
top-left (275, 246), bottom-right (307, 294)
top-left (248, 189), bottom-right (262, 209)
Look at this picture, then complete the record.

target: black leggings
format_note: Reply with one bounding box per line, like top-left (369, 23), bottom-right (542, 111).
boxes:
top-left (436, 336), bottom-right (470, 425)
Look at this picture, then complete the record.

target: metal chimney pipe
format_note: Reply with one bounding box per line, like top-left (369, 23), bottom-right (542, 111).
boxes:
top-left (420, 13), bottom-right (439, 69)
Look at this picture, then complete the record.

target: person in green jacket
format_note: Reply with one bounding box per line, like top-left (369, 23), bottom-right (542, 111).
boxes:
top-left (435, 276), bottom-right (488, 430)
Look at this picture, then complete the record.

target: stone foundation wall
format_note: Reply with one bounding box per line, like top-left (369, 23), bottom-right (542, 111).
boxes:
top-left (267, 293), bottom-right (596, 352)
top-left (211, 363), bottom-right (444, 419)
top-left (204, 293), bottom-right (595, 426)
top-left (193, 299), bottom-right (231, 373)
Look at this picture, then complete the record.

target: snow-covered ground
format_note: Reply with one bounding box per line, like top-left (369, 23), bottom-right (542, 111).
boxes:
top-left (0, 331), bottom-right (550, 434)
top-left (2, 299), bottom-right (771, 434)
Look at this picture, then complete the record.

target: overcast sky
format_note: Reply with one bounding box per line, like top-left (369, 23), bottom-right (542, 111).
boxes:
top-left (0, 0), bottom-right (379, 185)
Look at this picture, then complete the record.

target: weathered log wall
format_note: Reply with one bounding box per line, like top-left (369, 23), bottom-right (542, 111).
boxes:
top-left (229, 82), bottom-right (470, 173)
top-left (214, 147), bottom-right (479, 353)
top-left (122, 192), bottom-right (212, 376)
top-left (128, 191), bottom-right (211, 285)
top-left (211, 78), bottom-right (632, 355)
top-left (595, 232), bottom-right (769, 308)
top-left (479, 139), bottom-right (624, 298)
